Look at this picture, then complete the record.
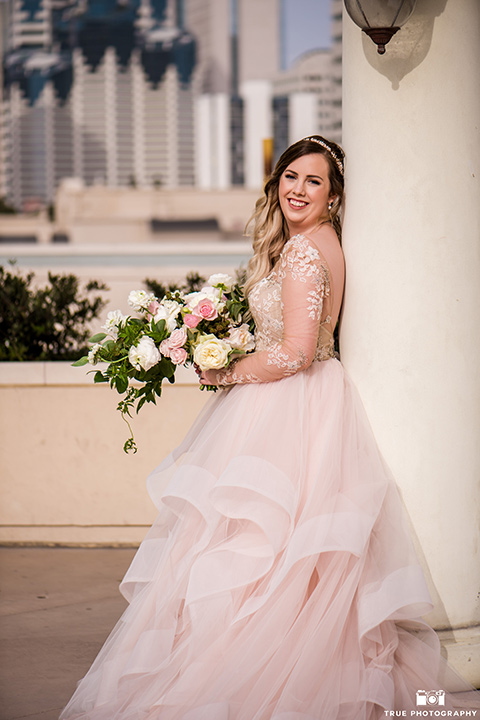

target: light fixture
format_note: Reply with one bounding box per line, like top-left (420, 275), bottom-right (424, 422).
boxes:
top-left (344, 0), bottom-right (417, 55)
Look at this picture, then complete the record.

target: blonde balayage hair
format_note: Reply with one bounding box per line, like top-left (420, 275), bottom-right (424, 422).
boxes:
top-left (244, 136), bottom-right (345, 297)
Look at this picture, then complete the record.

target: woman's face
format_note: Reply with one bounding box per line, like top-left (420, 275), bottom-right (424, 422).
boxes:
top-left (278, 153), bottom-right (334, 235)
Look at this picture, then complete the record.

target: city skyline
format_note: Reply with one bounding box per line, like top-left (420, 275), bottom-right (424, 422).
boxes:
top-left (0, 0), bottom-right (333, 68)
top-left (0, 0), bottom-right (340, 208)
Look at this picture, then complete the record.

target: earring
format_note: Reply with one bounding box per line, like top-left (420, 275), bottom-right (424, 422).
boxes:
top-left (328, 197), bottom-right (338, 210)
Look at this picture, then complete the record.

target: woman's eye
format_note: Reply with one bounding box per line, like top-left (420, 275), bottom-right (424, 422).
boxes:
top-left (284, 173), bottom-right (296, 180)
top-left (308, 179), bottom-right (320, 186)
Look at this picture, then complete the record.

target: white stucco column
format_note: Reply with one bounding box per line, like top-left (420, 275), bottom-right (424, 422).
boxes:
top-left (340, 0), bottom-right (480, 683)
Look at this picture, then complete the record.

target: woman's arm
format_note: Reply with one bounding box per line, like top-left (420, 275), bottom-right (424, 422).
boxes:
top-left (202, 235), bottom-right (330, 386)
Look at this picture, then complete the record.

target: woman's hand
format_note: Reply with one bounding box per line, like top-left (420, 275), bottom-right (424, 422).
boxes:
top-left (199, 369), bottom-right (219, 386)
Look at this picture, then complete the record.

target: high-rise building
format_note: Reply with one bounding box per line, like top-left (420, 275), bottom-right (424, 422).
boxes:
top-left (185, 0), bottom-right (281, 190)
top-left (237, 0), bottom-right (280, 87)
top-left (189, 0), bottom-right (342, 190)
top-left (272, 49), bottom-right (336, 154)
top-left (329, 0), bottom-right (343, 143)
top-left (1, 0), bottom-right (197, 209)
top-left (186, 0), bottom-right (282, 190)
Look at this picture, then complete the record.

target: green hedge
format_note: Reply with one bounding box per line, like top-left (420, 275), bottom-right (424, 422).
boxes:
top-left (0, 265), bottom-right (108, 361)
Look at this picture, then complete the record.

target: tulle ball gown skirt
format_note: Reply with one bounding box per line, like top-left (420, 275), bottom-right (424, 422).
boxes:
top-left (60, 358), bottom-right (479, 719)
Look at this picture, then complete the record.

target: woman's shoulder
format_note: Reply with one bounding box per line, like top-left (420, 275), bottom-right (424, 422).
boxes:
top-left (281, 234), bottom-right (324, 266)
top-left (293, 228), bottom-right (345, 289)
top-left (278, 234), bottom-right (331, 284)
top-left (284, 227), bottom-right (343, 264)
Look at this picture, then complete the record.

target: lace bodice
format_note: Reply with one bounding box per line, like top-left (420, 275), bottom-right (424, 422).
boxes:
top-left (214, 234), bottom-right (336, 386)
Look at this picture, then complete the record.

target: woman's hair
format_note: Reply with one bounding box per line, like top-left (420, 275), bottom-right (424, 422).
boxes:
top-left (244, 135), bottom-right (345, 297)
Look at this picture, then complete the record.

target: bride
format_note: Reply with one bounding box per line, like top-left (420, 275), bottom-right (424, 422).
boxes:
top-left (60, 136), bottom-right (478, 719)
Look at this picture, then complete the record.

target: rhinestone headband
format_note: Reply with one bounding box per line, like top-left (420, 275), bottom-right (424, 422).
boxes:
top-left (304, 137), bottom-right (344, 177)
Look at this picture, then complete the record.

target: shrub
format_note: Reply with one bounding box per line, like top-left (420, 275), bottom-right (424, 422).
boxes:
top-left (144, 271), bottom-right (206, 299)
top-left (0, 264), bottom-right (108, 361)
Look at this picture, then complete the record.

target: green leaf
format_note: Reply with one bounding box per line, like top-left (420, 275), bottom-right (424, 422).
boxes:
top-left (123, 437), bottom-right (137, 454)
top-left (94, 371), bottom-right (108, 383)
top-left (89, 332), bottom-right (107, 343)
top-left (136, 396), bottom-right (147, 413)
top-left (71, 356), bottom-right (89, 366)
top-left (158, 357), bottom-right (176, 378)
top-left (115, 376), bottom-right (129, 394)
top-left (200, 384), bottom-right (218, 393)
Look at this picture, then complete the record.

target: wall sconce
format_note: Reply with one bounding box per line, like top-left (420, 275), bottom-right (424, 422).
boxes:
top-left (344, 0), bottom-right (417, 54)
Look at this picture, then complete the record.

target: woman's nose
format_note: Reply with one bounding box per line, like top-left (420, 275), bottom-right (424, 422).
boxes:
top-left (293, 178), bottom-right (305, 195)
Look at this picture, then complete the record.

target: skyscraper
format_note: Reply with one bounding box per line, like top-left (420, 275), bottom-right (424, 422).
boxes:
top-left (329, 0), bottom-right (342, 143)
top-left (186, 0), bottom-right (282, 190)
top-left (191, 0), bottom-right (342, 190)
top-left (1, 0), bottom-right (197, 209)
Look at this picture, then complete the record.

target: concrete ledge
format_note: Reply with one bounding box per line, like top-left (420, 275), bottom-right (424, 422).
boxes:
top-left (0, 525), bottom-right (149, 547)
top-left (0, 361), bottom-right (199, 386)
top-left (0, 239), bottom-right (252, 258)
top-left (437, 626), bottom-right (480, 687)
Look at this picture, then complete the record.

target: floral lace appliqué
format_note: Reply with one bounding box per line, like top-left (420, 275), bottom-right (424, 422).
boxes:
top-left (214, 234), bottom-right (336, 386)
top-left (266, 343), bottom-right (307, 374)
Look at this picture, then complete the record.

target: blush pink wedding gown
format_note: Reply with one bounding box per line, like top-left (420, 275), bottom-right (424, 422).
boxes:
top-left (60, 236), bottom-right (479, 719)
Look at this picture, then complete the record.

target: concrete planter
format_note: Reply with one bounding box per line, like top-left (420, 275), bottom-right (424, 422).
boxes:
top-left (0, 362), bottom-right (208, 546)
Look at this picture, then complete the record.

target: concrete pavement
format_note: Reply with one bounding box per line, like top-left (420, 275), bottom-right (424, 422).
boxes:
top-left (0, 547), bottom-right (137, 720)
top-left (2, 547), bottom-right (479, 719)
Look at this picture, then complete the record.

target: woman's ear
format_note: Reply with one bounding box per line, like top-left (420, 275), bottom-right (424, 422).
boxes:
top-left (328, 196), bottom-right (338, 210)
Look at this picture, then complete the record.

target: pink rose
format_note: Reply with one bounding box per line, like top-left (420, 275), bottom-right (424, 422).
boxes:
top-left (147, 300), bottom-right (161, 318)
top-left (159, 339), bottom-right (171, 357)
top-left (170, 347), bottom-right (188, 365)
top-left (168, 327), bottom-right (187, 348)
top-left (184, 313), bottom-right (201, 328)
top-left (193, 298), bottom-right (218, 321)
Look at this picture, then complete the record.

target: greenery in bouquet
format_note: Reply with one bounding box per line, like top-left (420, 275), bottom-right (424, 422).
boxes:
top-left (74, 273), bottom-right (255, 453)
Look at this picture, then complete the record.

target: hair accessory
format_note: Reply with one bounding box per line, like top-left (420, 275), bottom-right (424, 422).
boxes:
top-left (304, 137), bottom-right (344, 177)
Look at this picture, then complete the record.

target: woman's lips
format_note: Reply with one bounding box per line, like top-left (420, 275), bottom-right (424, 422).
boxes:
top-left (287, 198), bottom-right (308, 209)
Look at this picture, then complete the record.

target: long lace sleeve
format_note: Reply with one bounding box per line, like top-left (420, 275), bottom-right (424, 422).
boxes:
top-left (213, 236), bottom-right (330, 385)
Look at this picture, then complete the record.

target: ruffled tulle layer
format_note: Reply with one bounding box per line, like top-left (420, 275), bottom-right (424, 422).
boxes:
top-left (60, 359), bottom-right (479, 719)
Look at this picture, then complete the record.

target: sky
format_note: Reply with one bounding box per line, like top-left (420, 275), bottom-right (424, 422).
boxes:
top-left (283, 0), bottom-right (332, 68)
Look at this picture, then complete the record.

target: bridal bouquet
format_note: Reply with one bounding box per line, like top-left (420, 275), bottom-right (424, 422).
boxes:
top-left (74, 273), bottom-right (255, 453)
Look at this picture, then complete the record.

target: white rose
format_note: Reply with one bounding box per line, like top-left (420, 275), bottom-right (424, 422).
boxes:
top-left (207, 273), bottom-right (234, 292)
top-left (102, 309), bottom-right (127, 339)
top-left (128, 336), bottom-right (161, 371)
top-left (154, 299), bottom-right (182, 333)
top-left (193, 335), bottom-right (232, 371)
top-left (227, 324), bottom-right (255, 352)
top-left (128, 290), bottom-right (156, 311)
top-left (88, 343), bottom-right (103, 365)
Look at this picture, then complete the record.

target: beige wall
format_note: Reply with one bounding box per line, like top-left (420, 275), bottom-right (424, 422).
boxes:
top-left (55, 185), bottom-right (261, 240)
top-left (0, 363), bottom-right (209, 546)
top-left (0, 186), bottom-right (261, 243)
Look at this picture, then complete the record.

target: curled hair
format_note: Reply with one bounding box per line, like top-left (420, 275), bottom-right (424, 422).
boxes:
top-left (244, 135), bottom-right (345, 297)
